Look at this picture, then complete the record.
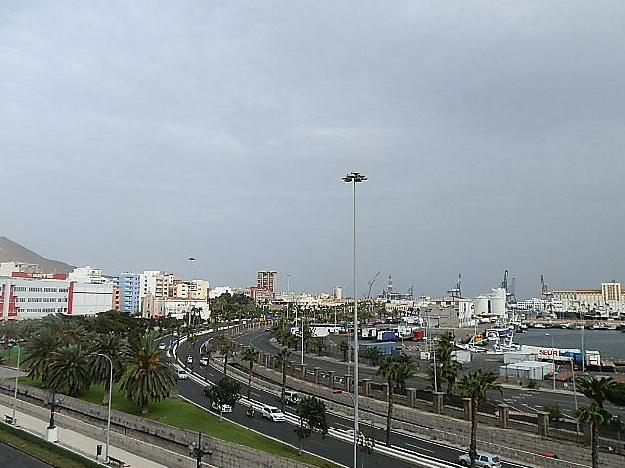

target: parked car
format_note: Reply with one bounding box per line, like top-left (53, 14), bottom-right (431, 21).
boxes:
top-left (187, 355), bottom-right (194, 364)
top-left (459, 452), bottom-right (501, 468)
top-left (158, 342), bottom-right (167, 350)
top-left (175, 368), bottom-right (188, 380)
top-left (277, 390), bottom-right (300, 405)
top-left (199, 357), bottom-right (208, 366)
top-left (261, 405), bottom-right (286, 422)
top-left (211, 401), bottom-right (232, 413)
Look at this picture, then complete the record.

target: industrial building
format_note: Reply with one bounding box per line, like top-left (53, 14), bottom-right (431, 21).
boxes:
top-left (0, 262), bottom-right (114, 319)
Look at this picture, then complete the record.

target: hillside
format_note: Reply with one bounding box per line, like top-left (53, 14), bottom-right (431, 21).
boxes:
top-left (0, 236), bottom-right (74, 274)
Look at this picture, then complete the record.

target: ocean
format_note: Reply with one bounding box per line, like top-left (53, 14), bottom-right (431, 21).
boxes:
top-left (514, 328), bottom-right (625, 359)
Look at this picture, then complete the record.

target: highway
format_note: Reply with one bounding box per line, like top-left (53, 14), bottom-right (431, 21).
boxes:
top-left (163, 330), bottom-right (529, 468)
top-left (234, 328), bottom-right (625, 426)
top-left (0, 442), bottom-right (51, 468)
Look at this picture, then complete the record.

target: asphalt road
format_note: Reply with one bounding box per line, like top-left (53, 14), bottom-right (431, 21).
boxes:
top-left (0, 442), bottom-right (51, 468)
top-left (236, 328), bottom-right (625, 426)
top-left (164, 332), bottom-right (528, 468)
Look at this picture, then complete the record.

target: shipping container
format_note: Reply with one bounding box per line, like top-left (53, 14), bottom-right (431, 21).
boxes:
top-left (377, 330), bottom-right (397, 342)
top-left (413, 329), bottom-right (426, 341)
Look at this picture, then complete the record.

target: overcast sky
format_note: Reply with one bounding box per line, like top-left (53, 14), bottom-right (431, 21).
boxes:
top-left (2, 1), bottom-right (624, 298)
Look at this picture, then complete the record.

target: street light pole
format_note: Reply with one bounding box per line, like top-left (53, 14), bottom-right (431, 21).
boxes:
top-left (546, 333), bottom-right (555, 391)
top-left (343, 171), bottom-right (367, 468)
top-left (12, 345), bottom-right (20, 425)
top-left (301, 308), bottom-right (305, 367)
top-left (97, 353), bottom-right (113, 464)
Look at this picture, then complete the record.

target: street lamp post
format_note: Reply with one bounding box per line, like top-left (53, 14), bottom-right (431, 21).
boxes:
top-left (343, 171), bottom-right (367, 468)
top-left (546, 333), bottom-right (555, 390)
top-left (97, 353), bottom-right (113, 464)
top-left (12, 345), bottom-right (21, 425)
top-left (301, 308), bottom-right (305, 367)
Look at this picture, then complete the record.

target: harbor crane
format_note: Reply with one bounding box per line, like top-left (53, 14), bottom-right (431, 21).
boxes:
top-left (501, 269), bottom-right (517, 303)
top-left (540, 274), bottom-right (553, 299)
top-left (447, 273), bottom-right (462, 299)
top-left (366, 271), bottom-right (381, 299)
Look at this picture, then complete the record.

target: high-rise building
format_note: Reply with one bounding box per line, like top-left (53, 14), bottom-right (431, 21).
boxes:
top-left (118, 273), bottom-right (141, 314)
top-left (257, 270), bottom-right (277, 293)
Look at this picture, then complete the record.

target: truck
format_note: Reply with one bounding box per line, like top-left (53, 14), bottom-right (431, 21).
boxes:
top-left (413, 329), bottom-right (426, 341)
top-left (376, 330), bottom-right (397, 342)
top-left (360, 327), bottom-right (378, 339)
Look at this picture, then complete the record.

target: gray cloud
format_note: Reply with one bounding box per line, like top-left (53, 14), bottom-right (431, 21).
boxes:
top-left (2, 1), bottom-right (624, 298)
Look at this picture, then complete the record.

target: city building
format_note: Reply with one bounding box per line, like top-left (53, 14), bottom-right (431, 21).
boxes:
top-left (332, 287), bottom-right (343, 300)
top-left (141, 295), bottom-right (210, 320)
top-left (117, 273), bottom-right (141, 314)
top-left (0, 262), bottom-right (113, 320)
top-left (257, 271), bottom-right (277, 293)
top-left (173, 279), bottom-right (209, 300)
top-left (209, 286), bottom-right (234, 299)
top-left (550, 281), bottom-right (624, 312)
top-left (139, 270), bottom-right (174, 306)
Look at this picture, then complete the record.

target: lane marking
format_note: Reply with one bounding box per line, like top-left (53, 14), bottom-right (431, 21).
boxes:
top-left (404, 443), bottom-right (435, 453)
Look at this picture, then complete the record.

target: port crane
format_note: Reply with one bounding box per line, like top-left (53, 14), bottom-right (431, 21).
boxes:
top-left (447, 273), bottom-right (462, 299)
top-left (366, 272), bottom-right (381, 299)
top-left (501, 269), bottom-right (517, 303)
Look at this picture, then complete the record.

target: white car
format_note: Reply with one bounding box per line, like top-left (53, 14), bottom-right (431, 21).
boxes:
top-left (175, 368), bottom-right (188, 380)
top-left (261, 405), bottom-right (286, 422)
top-left (199, 357), bottom-right (208, 366)
top-left (211, 401), bottom-right (232, 413)
top-left (187, 355), bottom-right (194, 364)
top-left (459, 452), bottom-right (501, 468)
top-left (158, 342), bottom-right (166, 350)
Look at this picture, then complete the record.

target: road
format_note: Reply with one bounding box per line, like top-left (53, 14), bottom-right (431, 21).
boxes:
top-left (235, 328), bottom-right (625, 427)
top-left (0, 442), bottom-right (51, 468)
top-left (164, 330), bottom-right (528, 468)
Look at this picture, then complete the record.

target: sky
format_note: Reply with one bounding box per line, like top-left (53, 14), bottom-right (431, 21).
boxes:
top-left (2, 1), bottom-right (625, 299)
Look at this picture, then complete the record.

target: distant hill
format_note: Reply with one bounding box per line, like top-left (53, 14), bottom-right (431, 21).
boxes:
top-left (0, 236), bottom-right (74, 274)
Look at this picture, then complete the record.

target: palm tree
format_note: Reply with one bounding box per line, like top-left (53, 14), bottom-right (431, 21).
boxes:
top-left (394, 355), bottom-right (414, 390)
top-left (575, 403), bottom-right (613, 468)
top-left (242, 347), bottom-right (259, 401)
top-left (577, 375), bottom-right (619, 408)
top-left (378, 356), bottom-right (414, 446)
top-left (121, 332), bottom-right (176, 414)
top-left (442, 359), bottom-right (462, 395)
top-left (338, 340), bottom-right (349, 362)
top-left (312, 337), bottom-right (325, 356)
top-left (458, 370), bottom-right (501, 468)
top-left (221, 342), bottom-right (232, 376)
top-left (89, 334), bottom-right (129, 404)
top-left (23, 329), bottom-right (60, 381)
top-left (275, 347), bottom-right (291, 411)
top-left (44, 345), bottom-right (92, 397)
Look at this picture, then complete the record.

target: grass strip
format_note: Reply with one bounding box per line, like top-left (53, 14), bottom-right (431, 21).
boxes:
top-left (81, 384), bottom-right (336, 468)
top-left (0, 422), bottom-right (97, 468)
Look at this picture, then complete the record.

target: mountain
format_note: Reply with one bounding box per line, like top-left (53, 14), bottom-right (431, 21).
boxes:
top-left (0, 237), bottom-right (74, 274)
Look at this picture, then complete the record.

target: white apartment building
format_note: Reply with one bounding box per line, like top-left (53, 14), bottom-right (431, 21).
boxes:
top-left (0, 263), bottom-right (113, 320)
top-left (139, 271), bottom-right (174, 302)
top-left (174, 280), bottom-right (209, 300)
top-left (141, 295), bottom-right (210, 320)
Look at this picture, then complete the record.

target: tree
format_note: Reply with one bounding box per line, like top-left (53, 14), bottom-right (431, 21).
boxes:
top-left (577, 375), bottom-right (620, 409)
top-left (121, 332), bottom-right (176, 414)
top-left (88, 334), bottom-right (129, 404)
top-left (211, 376), bottom-right (241, 421)
top-left (295, 396), bottom-right (329, 455)
top-left (23, 329), bottom-right (60, 381)
top-left (44, 345), bottom-right (92, 397)
top-left (378, 355), bottom-right (413, 446)
top-left (575, 403), bottom-right (613, 468)
top-left (338, 340), bottom-right (349, 362)
top-left (458, 370), bottom-right (501, 468)
top-left (394, 354), bottom-right (414, 390)
top-left (275, 347), bottom-right (292, 411)
top-left (242, 347), bottom-right (259, 401)
top-left (442, 359), bottom-right (461, 395)
top-left (312, 337), bottom-right (325, 356)
top-left (363, 347), bottom-right (381, 366)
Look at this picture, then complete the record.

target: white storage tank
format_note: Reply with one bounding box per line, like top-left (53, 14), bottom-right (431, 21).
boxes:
top-left (473, 295), bottom-right (489, 315)
top-left (489, 288), bottom-right (506, 316)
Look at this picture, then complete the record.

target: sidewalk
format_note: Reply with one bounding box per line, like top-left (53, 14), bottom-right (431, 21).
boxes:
top-left (0, 400), bottom-right (165, 468)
